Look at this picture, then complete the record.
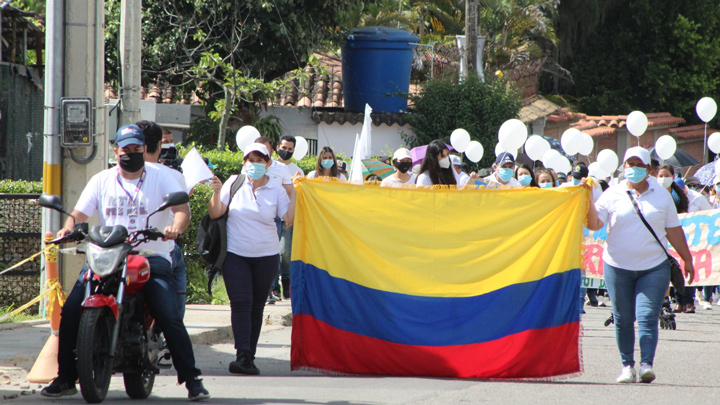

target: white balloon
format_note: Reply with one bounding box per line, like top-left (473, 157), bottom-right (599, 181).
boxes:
top-left (578, 133), bottom-right (594, 156)
top-left (561, 128), bottom-right (583, 155)
top-left (708, 132), bottom-right (720, 154)
top-left (236, 126), bottom-right (260, 152)
top-left (292, 136), bottom-right (309, 161)
top-left (557, 157), bottom-right (572, 175)
top-left (465, 141), bottom-right (484, 163)
top-left (525, 135), bottom-right (550, 161)
top-left (597, 149), bottom-right (619, 173)
top-left (450, 129), bottom-right (471, 153)
top-left (498, 119), bottom-right (528, 151)
top-left (541, 149), bottom-right (561, 170)
top-left (495, 142), bottom-right (516, 158)
top-left (697, 97), bottom-right (718, 123)
top-left (655, 135), bottom-right (677, 160)
top-left (588, 162), bottom-right (608, 179)
top-left (626, 111), bottom-right (648, 137)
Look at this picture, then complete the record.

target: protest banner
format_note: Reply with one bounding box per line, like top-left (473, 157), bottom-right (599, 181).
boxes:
top-left (583, 208), bottom-right (720, 286)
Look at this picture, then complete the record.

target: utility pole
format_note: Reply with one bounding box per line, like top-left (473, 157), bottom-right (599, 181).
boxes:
top-left (119, 0), bottom-right (142, 126)
top-left (465, 0), bottom-right (478, 77)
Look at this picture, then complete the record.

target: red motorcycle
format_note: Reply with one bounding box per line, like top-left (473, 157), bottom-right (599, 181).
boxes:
top-left (40, 192), bottom-right (188, 403)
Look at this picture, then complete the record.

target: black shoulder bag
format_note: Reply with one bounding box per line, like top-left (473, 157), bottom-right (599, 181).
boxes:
top-left (197, 174), bottom-right (245, 295)
top-left (626, 190), bottom-right (685, 294)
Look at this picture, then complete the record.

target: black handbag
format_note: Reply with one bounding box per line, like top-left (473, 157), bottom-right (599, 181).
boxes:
top-left (196, 174), bottom-right (244, 295)
top-left (626, 191), bottom-right (685, 294)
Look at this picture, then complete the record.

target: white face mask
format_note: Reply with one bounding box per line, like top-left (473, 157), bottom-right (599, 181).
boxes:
top-left (439, 157), bottom-right (450, 169)
top-left (658, 176), bottom-right (674, 189)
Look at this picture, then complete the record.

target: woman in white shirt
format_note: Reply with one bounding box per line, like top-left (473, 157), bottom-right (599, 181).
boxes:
top-left (585, 147), bottom-right (695, 384)
top-left (416, 140), bottom-right (457, 187)
top-left (306, 146), bottom-right (346, 180)
top-left (381, 147), bottom-right (416, 187)
top-left (208, 143), bottom-right (290, 376)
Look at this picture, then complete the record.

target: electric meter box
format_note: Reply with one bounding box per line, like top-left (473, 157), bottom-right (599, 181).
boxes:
top-left (61, 98), bottom-right (94, 147)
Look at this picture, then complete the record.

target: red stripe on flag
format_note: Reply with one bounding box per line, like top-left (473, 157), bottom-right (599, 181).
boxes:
top-left (291, 314), bottom-right (580, 379)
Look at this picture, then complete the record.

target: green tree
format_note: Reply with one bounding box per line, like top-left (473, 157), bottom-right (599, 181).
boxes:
top-left (407, 75), bottom-right (521, 168)
top-left (566, 0), bottom-right (720, 121)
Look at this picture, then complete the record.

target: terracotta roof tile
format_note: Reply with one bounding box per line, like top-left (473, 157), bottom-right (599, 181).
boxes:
top-left (669, 124), bottom-right (718, 140)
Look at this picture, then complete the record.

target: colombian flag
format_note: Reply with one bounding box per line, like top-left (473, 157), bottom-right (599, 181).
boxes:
top-left (290, 179), bottom-right (588, 379)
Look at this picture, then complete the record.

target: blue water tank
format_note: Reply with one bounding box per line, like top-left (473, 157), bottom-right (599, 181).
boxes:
top-left (342, 27), bottom-right (418, 113)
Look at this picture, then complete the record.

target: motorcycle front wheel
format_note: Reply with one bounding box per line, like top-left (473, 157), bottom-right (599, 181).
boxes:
top-left (77, 307), bottom-right (115, 403)
top-left (123, 370), bottom-right (155, 399)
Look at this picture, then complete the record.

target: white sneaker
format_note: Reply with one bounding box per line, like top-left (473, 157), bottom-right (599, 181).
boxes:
top-left (701, 301), bottom-right (713, 310)
top-left (616, 365), bottom-right (636, 383)
top-left (639, 364), bottom-right (656, 383)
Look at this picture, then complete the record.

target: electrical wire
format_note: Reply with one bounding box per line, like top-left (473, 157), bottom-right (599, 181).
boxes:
top-left (270, 0), bottom-right (301, 69)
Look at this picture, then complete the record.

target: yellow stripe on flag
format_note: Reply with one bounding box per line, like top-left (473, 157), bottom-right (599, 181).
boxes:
top-left (293, 180), bottom-right (588, 297)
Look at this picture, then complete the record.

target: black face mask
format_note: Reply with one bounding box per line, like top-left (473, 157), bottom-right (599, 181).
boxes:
top-left (277, 149), bottom-right (293, 161)
top-left (395, 161), bottom-right (412, 174)
top-left (119, 152), bottom-right (145, 173)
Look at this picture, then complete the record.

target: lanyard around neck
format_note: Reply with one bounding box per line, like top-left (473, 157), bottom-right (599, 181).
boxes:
top-left (116, 168), bottom-right (146, 207)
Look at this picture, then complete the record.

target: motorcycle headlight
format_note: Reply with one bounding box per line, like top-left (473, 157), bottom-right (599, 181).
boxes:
top-left (86, 244), bottom-right (125, 277)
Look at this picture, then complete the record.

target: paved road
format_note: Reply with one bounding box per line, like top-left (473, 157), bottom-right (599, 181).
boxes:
top-left (3, 303), bottom-right (720, 404)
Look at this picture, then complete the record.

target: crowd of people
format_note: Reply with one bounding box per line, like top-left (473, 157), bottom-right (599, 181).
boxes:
top-left (41, 127), bottom-right (717, 400)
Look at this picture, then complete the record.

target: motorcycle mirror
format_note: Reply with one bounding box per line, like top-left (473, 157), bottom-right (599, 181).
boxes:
top-left (38, 194), bottom-right (76, 224)
top-left (145, 192), bottom-right (189, 228)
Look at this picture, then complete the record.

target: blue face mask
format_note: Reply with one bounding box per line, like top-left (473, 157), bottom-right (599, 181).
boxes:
top-left (572, 178), bottom-right (581, 186)
top-left (518, 174), bottom-right (532, 186)
top-left (555, 180), bottom-right (561, 186)
top-left (539, 182), bottom-right (553, 189)
top-left (497, 168), bottom-right (514, 182)
top-left (245, 162), bottom-right (267, 180)
top-left (624, 167), bottom-right (647, 183)
top-left (321, 159), bottom-right (335, 169)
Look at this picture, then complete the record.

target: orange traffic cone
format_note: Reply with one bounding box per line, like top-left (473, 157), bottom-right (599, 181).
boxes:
top-left (26, 232), bottom-right (63, 383)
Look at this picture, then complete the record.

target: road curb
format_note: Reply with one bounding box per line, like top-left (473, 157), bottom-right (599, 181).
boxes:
top-left (0, 319), bottom-right (49, 332)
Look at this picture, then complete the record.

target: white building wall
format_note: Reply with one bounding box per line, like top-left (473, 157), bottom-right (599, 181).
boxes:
top-left (259, 106), bottom-right (318, 140)
top-left (317, 122), bottom-right (414, 158)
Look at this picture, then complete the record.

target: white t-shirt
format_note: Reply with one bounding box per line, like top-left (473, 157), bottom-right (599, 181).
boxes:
top-left (595, 179), bottom-right (681, 270)
top-left (306, 171), bottom-right (346, 181)
top-left (242, 160), bottom-right (292, 186)
top-left (278, 160), bottom-right (304, 177)
top-left (483, 173), bottom-right (521, 188)
top-left (221, 175), bottom-right (290, 257)
top-left (687, 189), bottom-right (712, 212)
top-left (457, 171), bottom-right (470, 186)
top-left (380, 173), bottom-right (416, 187)
top-left (416, 169), bottom-right (460, 187)
top-left (74, 164), bottom-right (183, 263)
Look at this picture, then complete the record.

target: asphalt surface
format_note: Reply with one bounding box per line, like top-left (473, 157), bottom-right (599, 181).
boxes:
top-left (2, 298), bottom-right (720, 404)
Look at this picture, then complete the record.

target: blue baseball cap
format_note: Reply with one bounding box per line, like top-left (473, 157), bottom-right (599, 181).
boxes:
top-left (495, 151), bottom-right (515, 166)
top-left (115, 125), bottom-right (145, 148)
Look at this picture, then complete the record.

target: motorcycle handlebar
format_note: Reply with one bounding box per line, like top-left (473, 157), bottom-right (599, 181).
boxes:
top-left (47, 229), bottom-right (86, 245)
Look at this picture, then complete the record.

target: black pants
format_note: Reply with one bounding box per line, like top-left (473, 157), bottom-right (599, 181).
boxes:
top-left (58, 257), bottom-right (201, 383)
top-left (222, 252), bottom-right (280, 358)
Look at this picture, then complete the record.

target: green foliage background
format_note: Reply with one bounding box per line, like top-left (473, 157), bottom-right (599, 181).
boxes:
top-left (407, 75), bottom-right (521, 169)
top-left (558, 0), bottom-right (720, 122)
top-left (0, 180), bottom-right (43, 193)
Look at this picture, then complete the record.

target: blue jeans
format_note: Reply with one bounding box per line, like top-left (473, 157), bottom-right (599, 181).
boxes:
top-left (604, 260), bottom-right (671, 367)
top-left (58, 256), bottom-right (201, 383)
top-left (171, 243), bottom-right (187, 319)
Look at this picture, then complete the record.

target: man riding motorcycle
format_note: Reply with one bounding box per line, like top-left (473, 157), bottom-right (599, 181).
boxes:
top-left (41, 125), bottom-right (210, 401)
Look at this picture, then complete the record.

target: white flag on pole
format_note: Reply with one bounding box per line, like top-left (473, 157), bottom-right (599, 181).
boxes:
top-left (350, 104), bottom-right (373, 184)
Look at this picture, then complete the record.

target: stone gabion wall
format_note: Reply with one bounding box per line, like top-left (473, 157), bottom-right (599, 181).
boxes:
top-left (0, 274), bottom-right (40, 314)
top-left (0, 194), bottom-right (42, 311)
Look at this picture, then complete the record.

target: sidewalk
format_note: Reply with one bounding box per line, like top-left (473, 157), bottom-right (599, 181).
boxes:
top-left (0, 301), bottom-right (292, 389)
